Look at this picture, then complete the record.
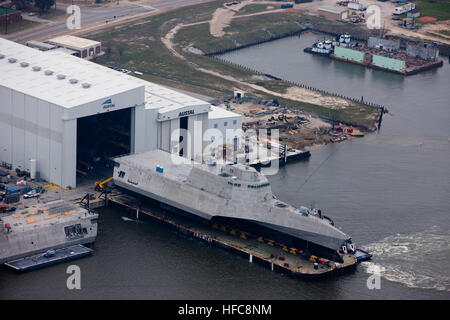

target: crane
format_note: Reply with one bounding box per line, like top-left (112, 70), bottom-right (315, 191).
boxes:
top-left (94, 177), bottom-right (113, 191)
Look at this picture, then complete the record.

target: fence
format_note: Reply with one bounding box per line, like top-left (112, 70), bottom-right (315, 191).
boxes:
top-left (209, 55), bottom-right (387, 111)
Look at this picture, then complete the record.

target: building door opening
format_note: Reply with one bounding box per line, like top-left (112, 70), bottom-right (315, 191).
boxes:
top-left (76, 108), bottom-right (132, 183)
top-left (179, 116), bottom-right (188, 157)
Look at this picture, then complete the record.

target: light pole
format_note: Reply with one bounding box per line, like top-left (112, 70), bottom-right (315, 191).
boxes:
top-left (4, 7), bottom-right (7, 35)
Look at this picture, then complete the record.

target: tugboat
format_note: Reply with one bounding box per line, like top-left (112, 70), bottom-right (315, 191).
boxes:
top-left (304, 39), bottom-right (333, 56)
top-left (304, 34), bottom-right (356, 56)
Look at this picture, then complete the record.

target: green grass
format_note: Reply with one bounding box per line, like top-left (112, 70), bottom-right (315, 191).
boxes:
top-left (250, 80), bottom-right (292, 94)
top-left (235, 4), bottom-right (276, 16)
top-left (436, 29), bottom-right (450, 36)
top-left (175, 22), bottom-right (236, 53)
top-left (415, 0), bottom-right (450, 21)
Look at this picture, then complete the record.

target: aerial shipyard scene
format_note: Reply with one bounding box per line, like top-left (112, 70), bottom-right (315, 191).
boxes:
top-left (0, 0), bottom-right (449, 304)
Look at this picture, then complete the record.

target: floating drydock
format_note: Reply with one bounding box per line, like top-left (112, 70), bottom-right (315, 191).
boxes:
top-left (305, 35), bottom-right (443, 75)
top-left (107, 192), bottom-right (359, 277)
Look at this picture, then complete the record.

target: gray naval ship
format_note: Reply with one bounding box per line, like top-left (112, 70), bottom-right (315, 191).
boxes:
top-left (0, 200), bottom-right (98, 266)
top-left (113, 150), bottom-right (357, 262)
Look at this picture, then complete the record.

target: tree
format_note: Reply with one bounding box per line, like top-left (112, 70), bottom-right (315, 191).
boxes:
top-left (34, 0), bottom-right (54, 14)
top-left (11, 0), bottom-right (32, 10)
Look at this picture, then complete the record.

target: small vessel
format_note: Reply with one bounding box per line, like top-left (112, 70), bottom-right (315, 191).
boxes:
top-left (113, 150), bottom-right (367, 263)
top-left (0, 200), bottom-right (98, 267)
top-left (304, 34), bottom-right (355, 56)
top-left (304, 40), bottom-right (333, 56)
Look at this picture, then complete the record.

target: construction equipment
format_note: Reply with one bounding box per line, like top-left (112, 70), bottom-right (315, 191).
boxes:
top-left (349, 11), bottom-right (365, 23)
top-left (94, 177), bottom-right (113, 191)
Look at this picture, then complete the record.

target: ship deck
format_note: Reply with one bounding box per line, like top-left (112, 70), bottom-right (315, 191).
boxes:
top-left (4, 244), bottom-right (93, 272)
top-left (107, 192), bottom-right (357, 277)
top-left (1, 200), bottom-right (90, 232)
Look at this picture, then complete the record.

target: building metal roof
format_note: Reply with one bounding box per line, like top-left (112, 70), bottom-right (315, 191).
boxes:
top-left (208, 106), bottom-right (241, 120)
top-left (26, 40), bottom-right (57, 51)
top-left (47, 35), bottom-right (101, 49)
top-left (0, 38), bottom-right (143, 108)
top-left (0, 7), bottom-right (20, 16)
top-left (0, 38), bottom-right (210, 112)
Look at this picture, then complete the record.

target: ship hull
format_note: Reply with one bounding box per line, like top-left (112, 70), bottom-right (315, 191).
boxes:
top-left (0, 201), bottom-right (98, 265)
top-left (115, 178), bottom-right (346, 261)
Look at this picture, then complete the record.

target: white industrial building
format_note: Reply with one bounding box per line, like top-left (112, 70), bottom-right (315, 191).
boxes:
top-left (46, 35), bottom-right (102, 60)
top-left (208, 106), bottom-right (243, 150)
top-left (0, 38), bottom-right (211, 188)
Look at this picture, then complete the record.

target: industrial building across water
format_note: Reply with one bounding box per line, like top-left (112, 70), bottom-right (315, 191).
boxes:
top-left (0, 38), bottom-right (242, 189)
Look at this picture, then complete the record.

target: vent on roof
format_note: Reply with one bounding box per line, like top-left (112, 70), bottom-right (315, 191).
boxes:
top-left (32, 66), bottom-right (41, 72)
top-left (20, 62), bottom-right (29, 68)
top-left (8, 58), bottom-right (17, 63)
top-left (44, 70), bottom-right (54, 76)
top-left (69, 78), bottom-right (78, 84)
top-left (81, 83), bottom-right (91, 89)
top-left (0, 54), bottom-right (5, 59)
top-left (57, 74), bottom-right (66, 80)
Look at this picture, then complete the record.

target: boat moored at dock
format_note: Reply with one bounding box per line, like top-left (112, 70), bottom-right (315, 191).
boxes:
top-left (0, 200), bottom-right (98, 269)
top-left (304, 34), bottom-right (443, 75)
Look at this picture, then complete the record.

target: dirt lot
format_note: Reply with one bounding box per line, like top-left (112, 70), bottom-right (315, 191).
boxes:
top-left (222, 100), bottom-right (362, 150)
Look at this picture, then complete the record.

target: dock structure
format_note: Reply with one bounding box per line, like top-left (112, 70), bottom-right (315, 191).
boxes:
top-left (5, 245), bottom-right (93, 272)
top-left (106, 192), bottom-right (357, 278)
top-left (251, 149), bottom-right (311, 167)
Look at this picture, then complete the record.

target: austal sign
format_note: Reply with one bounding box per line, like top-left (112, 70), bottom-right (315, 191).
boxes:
top-left (102, 98), bottom-right (116, 109)
top-left (179, 110), bottom-right (194, 117)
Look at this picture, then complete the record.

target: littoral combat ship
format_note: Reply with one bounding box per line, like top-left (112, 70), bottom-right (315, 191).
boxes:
top-left (113, 150), bottom-right (369, 264)
top-left (0, 200), bottom-right (98, 271)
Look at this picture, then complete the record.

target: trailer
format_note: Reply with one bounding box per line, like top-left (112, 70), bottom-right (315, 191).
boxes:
top-left (393, 2), bottom-right (415, 15)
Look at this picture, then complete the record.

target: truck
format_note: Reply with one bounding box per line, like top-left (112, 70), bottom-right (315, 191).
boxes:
top-left (348, 1), bottom-right (363, 10)
top-left (393, 2), bottom-right (415, 15)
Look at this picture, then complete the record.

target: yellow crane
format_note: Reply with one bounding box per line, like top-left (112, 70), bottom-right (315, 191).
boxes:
top-left (94, 177), bottom-right (113, 191)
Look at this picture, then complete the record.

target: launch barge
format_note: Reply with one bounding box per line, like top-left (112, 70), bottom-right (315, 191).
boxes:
top-left (108, 193), bottom-right (359, 278)
top-left (108, 149), bottom-right (370, 277)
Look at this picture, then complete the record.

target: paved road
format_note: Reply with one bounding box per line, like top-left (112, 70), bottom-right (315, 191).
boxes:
top-left (2, 0), bottom-right (207, 43)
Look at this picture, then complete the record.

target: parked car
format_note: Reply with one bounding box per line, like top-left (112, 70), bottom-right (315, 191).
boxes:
top-left (23, 189), bottom-right (40, 199)
top-left (0, 205), bottom-right (16, 213)
top-left (28, 12), bottom-right (37, 16)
